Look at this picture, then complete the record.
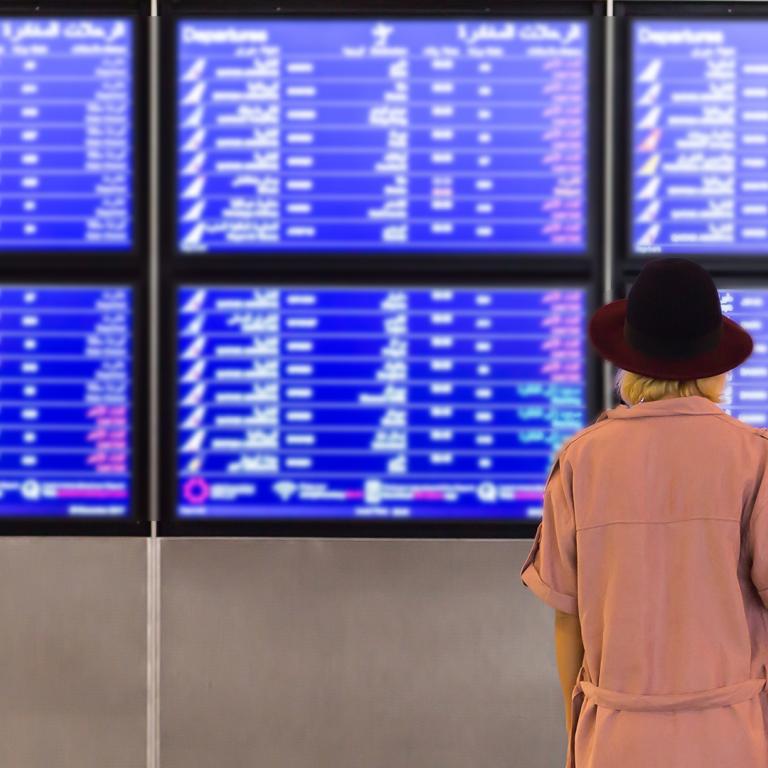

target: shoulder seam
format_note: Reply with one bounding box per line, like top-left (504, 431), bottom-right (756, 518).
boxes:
top-left (710, 412), bottom-right (768, 440)
top-left (559, 413), bottom-right (614, 456)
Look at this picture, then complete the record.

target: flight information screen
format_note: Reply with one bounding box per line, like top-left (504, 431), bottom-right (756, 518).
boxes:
top-left (175, 286), bottom-right (587, 522)
top-left (0, 18), bottom-right (133, 251)
top-left (0, 286), bottom-right (132, 518)
top-left (720, 288), bottom-right (768, 426)
top-left (176, 19), bottom-right (588, 255)
top-left (631, 20), bottom-right (768, 256)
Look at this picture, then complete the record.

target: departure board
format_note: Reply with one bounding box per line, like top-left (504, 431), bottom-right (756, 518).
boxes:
top-left (176, 19), bottom-right (588, 255)
top-left (0, 18), bottom-right (133, 251)
top-left (632, 20), bottom-right (768, 256)
top-left (0, 287), bottom-right (132, 518)
top-left (720, 288), bottom-right (768, 426)
top-left (175, 286), bottom-right (587, 522)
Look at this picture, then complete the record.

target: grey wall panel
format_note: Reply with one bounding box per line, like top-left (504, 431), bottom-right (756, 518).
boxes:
top-left (0, 538), bottom-right (147, 768)
top-left (160, 539), bottom-right (566, 768)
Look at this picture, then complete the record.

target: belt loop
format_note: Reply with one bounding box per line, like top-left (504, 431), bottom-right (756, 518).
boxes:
top-left (566, 662), bottom-right (587, 768)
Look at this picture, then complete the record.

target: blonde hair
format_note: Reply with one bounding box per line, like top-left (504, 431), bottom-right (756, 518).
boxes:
top-left (616, 369), bottom-right (727, 406)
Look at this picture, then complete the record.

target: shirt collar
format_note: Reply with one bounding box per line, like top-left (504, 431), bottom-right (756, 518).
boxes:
top-left (605, 395), bottom-right (726, 420)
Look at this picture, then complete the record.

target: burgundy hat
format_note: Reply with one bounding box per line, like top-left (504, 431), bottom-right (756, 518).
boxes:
top-left (589, 258), bottom-right (753, 380)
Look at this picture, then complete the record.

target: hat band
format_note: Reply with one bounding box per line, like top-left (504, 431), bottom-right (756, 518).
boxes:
top-left (623, 319), bottom-right (723, 360)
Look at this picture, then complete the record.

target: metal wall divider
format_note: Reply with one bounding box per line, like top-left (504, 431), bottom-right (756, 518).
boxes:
top-left (603, 4), bottom-right (616, 411)
top-left (148, 7), bottom-right (161, 768)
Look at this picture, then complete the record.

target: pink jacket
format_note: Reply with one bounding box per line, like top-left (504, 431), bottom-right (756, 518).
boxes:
top-left (520, 396), bottom-right (768, 768)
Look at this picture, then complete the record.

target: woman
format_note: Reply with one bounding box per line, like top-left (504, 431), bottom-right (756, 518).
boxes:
top-left (520, 257), bottom-right (768, 767)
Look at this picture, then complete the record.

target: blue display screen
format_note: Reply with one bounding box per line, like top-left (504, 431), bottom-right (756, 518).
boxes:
top-left (632, 20), bottom-right (768, 256)
top-left (176, 19), bottom-right (588, 255)
top-left (0, 287), bottom-right (132, 517)
top-left (175, 286), bottom-right (587, 521)
top-left (0, 18), bottom-right (133, 251)
top-left (720, 288), bottom-right (768, 426)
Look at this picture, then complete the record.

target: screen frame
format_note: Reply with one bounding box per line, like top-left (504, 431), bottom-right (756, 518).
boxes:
top-left (0, 2), bottom-right (149, 10)
top-left (0, 273), bottom-right (149, 536)
top-left (160, 2), bottom-right (605, 276)
top-left (616, 3), bottom-right (768, 271)
top-left (158, 274), bottom-right (601, 539)
top-left (0, 9), bottom-right (149, 270)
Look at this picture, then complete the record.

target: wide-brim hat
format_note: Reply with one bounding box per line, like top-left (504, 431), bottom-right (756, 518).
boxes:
top-left (589, 258), bottom-right (753, 380)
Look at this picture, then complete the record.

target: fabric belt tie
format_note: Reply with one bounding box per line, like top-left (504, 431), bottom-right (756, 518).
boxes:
top-left (565, 663), bottom-right (768, 768)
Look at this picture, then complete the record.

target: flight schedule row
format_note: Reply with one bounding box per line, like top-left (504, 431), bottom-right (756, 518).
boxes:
top-left (175, 287), bottom-right (587, 521)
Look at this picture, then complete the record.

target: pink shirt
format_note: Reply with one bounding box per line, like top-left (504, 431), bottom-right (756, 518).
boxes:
top-left (520, 396), bottom-right (768, 768)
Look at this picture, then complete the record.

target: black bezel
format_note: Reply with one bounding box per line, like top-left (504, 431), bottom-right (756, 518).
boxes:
top-left (0, 1), bottom-right (149, 9)
top-left (0, 270), bottom-right (149, 536)
top-left (158, 273), bottom-right (602, 539)
top-left (160, 1), bottom-right (605, 277)
top-left (615, 2), bottom-right (768, 272)
top-left (0, 5), bottom-right (149, 270)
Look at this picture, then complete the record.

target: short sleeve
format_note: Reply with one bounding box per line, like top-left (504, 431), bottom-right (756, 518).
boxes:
top-left (520, 456), bottom-right (578, 615)
top-left (747, 472), bottom-right (768, 610)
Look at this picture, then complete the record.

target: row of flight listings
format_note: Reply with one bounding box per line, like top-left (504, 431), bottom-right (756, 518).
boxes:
top-left (0, 13), bottom-right (767, 530)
